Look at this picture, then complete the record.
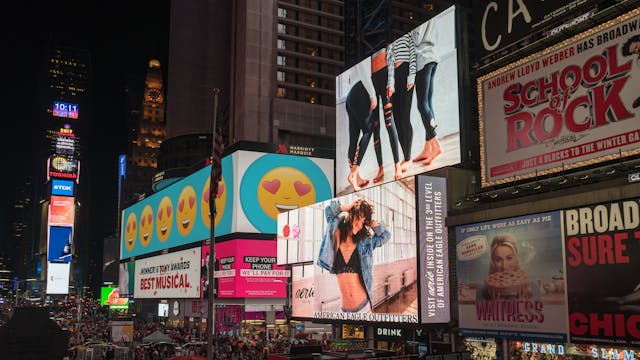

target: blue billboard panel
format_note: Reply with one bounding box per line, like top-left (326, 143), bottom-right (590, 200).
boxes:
top-left (51, 179), bottom-right (74, 196)
top-left (53, 101), bottom-right (79, 119)
top-left (48, 226), bottom-right (73, 263)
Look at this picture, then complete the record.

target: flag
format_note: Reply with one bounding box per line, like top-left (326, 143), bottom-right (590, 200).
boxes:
top-left (210, 128), bottom-right (224, 197)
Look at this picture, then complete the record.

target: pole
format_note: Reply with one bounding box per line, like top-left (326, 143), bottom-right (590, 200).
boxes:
top-left (206, 89), bottom-right (220, 360)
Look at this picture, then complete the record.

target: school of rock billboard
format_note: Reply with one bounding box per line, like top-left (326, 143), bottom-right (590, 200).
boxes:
top-left (565, 199), bottom-right (640, 346)
top-left (478, 8), bottom-right (640, 187)
top-left (120, 150), bottom-right (333, 259)
top-left (335, 6), bottom-right (460, 196)
top-left (456, 197), bottom-right (640, 345)
top-left (133, 247), bottom-right (201, 299)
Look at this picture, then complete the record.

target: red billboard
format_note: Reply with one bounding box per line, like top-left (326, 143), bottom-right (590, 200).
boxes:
top-left (478, 8), bottom-right (640, 187)
top-left (208, 239), bottom-right (289, 298)
top-left (48, 196), bottom-right (75, 226)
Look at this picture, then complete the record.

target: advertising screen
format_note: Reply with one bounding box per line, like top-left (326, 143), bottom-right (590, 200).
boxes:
top-left (158, 303), bottom-right (169, 317)
top-left (280, 178), bottom-right (418, 323)
top-left (417, 176), bottom-right (450, 323)
top-left (100, 287), bottom-right (129, 309)
top-left (564, 199), bottom-right (640, 345)
top-left (121, 160), bottom-right (233, 259)
top-left (118, 261), bottom-right (135, 296)
top-left (456, 212), bottom-right (568, 342)
top-left (47, 226), bottom-right (73, 263)
top-left (48, 155), bottom-right (78, 180)
top-left (134, 247), bottom-right (201, 299)
top-left (49, 196), bottom-right (75, 226)
top-left (212, 239), bottom-right (289, 298)
top-left (46, 262), bottom-right (70, 294)
top-left (121, 150), bottom-right (334, 259)
top-left (478, 8), bottom-right (640, 187)
top-left (51, 179), bottom-right (74, 196)
top-left (335, 6), bottom-right (460, 196)
top-left (111, 321), bottom-right (134, 342)
top-left (235, 151), bottom-right (333, 234)
top-left (53, 101), bottom-right (79, 119)
top-left (291, 264), bottom-right (315, 319)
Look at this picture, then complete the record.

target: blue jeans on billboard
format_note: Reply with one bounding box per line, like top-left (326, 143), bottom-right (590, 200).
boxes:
top-left (347, 81), bottom-right (374, 166)
top-left (415, 62), bottom-right (438, 140)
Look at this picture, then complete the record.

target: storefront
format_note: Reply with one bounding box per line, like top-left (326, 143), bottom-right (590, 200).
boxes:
top-left (511, 341), bottom-right (640, 360)
top-left (374, 326), bottom-right (408, 355)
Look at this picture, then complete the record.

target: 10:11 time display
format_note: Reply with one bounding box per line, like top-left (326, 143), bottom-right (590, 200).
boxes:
top-left (53, 101), bottom-right (79, 119)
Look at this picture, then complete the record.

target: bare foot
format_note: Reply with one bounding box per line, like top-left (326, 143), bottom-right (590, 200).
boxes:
top-left (394, 163), bottom-right (403, 180)
top-left (373, 166), bottom-right (384, 183)
top-left (357, 174), bottom-right (369, 188)
top-left (423, 138), bottom-right (442, 165)
top-left (347, 173), bottom-right (361, 192)
top-left (400, 160), bottom-right (411, 173)
top-left (412, 141), bottom-right (431, 162)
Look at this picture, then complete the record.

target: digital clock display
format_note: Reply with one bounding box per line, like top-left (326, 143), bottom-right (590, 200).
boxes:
top-left (53, 101), bottom-right (79, 119)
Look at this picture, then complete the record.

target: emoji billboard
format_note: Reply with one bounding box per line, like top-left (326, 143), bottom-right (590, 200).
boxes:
top-left (121, 148), bottom-right (334, 259)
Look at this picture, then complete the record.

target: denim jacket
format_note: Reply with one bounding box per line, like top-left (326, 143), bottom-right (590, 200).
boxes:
top-left (317, 200), bottom-right (391, 304)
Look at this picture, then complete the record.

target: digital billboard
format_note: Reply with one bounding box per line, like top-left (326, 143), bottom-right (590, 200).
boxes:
top-left (158, 303), bottom-right (169, 317)
top-left (53, 101), bottom-right (79, 119)
top-left (235, 151), bottom-right (333, 234)
top-left (456, 212), bottom-right (568, 342)
top-left (417, 176), bottom-right (450, 323)
top-left (134, 247), bottom-right (201, 299)
top-left (100, 287), bottom-right (129, 309)
top-left (118, 261), bottom-right (135, 296)
top-left (46, 262), bottom-right (70, 295)
top-left (478, 8), bottom-right (640, 187)
top-left (564, 199), bottom-right (640, 345)
top-left (47, 226), bottom-right (73, 263)
top-left (279, 178), bottom-right (418, 323)
top-left (209, 239), bottom-right (289, 298)
top-left (121, 150), bottom-right (334, 259)
top-left (335, 6), bottom-right (460, 196)
top-left (51, 179), bottom-right (74, 196)
top-left (48, 196), bottom-right (75, 226)
top-left (291, 264), bottom-right (315, 319)
top-left (48, 155), bottom-right (78, 180)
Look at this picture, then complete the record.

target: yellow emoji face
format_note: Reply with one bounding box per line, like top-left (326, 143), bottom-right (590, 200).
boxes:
top-left (139, 205), bottom-right (154, 247)
top-left (176, 185), bottom-right (197, 236)
top-left (257, 167), bottom-right (316, 220)
top-left (124, 212), bottom-right (137, 251)
top-left (156, 196), bottom-right (173, 242)
top-left (201, 176), bottom-right (227, 229)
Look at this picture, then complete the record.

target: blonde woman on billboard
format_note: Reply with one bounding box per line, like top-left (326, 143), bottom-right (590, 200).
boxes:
top-left (345, 64), bottom-right (378, 192)
top-left (317, 198), bottom-right (391, 313)
top-left (370, 46), bottom-right (402, 182)
top-left (411, 20), bottom-right (442, 165)
top-left (386, 32), bottom-right (416, 174)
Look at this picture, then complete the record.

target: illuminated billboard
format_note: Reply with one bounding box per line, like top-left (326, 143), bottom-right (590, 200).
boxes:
top-left (118, 261), bottom-right (135, 296)
top-left (51, 179), bottom-right (74, 196)
top-left (47, 226), bottom-right (73, 263)
top-left (48, 155), bottom-right (78, 180)
top-left (207, 239), bottom-right (289, 298)
top-left (53, 101), bottom-right (79, 119)
top-left (456, 212), bottom-right (568, 342)
top-left (478, 8), bottom-right (640, 187)
top-left (46, 262), bottom-right (70, 294)
top-left (335, 6), bottom-right (460, 196)
top-left (121, 149), bottom-right (333, 259)
top-left (47, 126), bottom-right (79, 156)
top-left (278, 178), bottom-right (418, 323)
top-left (100, 287), bottom-right (129, 309)
top-left (49, 196), bottom-right (75, 226)
top-left (134, 247), bottom-right (201, 299)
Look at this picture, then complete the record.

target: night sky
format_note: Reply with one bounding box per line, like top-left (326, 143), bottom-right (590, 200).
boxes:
top-left (1, 1), bottom-right (170, 278)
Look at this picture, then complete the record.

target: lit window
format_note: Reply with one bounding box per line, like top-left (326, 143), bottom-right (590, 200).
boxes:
top-left (277, 87), bottom-right (286, 97)
top-left (277, 39), bottom-right (286, 50)
top-left (277, 71), bottom-right (286, 81)
top-left (277, 23), bottom-right (286, 34)
top-left (277, 56), bottom-right (286, 66)
top-left (277, 7), bottom-right (287, 18)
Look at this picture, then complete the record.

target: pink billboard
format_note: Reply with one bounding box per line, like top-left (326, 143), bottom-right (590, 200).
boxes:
top-left (205, 239), bottom-right (289, 298)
